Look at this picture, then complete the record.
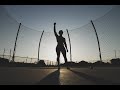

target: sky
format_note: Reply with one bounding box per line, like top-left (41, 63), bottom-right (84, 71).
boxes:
top-left (4, 5), bottom-right (114, 32)
top-left (0, 5), bottom-right (120, 63)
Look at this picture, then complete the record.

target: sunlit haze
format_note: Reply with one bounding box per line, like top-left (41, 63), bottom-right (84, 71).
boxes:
top-left (0, 5), bottom-right (119, 63)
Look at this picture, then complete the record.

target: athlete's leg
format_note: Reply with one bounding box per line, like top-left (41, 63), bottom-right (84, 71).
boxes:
top-left (56, 46), bottom-right (60, 69)
top-left (61, 48), bottom-right (67, 63)
top-left (61, 47), bottom-right (70, 69)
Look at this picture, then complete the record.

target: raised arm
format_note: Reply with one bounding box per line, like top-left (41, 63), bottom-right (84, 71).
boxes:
top-left (54, 22), bottom-right (58, 37)
top-left (64, 38), bottom-right (68, 52)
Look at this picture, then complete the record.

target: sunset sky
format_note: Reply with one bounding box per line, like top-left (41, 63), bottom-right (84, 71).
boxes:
top-left (0, 5), bottom-right (120, 63)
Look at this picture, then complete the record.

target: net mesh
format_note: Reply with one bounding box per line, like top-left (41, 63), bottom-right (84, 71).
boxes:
top-left (0, 5), bottom-right (120, 64)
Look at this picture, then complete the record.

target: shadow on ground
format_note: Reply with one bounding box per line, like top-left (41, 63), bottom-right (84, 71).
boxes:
top-left (70, 69), bottom-right (119, 85)
top-left (36, 70), bottom-right (60, 85)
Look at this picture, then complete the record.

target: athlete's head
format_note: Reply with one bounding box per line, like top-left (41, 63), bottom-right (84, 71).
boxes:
top-left (59, 30), bottom-right (63, 36)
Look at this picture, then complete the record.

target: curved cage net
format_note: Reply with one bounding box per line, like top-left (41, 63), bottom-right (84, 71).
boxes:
top-left (93, 6), bottom-right (120, 62)
top-left (16, 24), bottom-right (42, 62)
top-left (0, 5), bottom-right (19, 62)
top-left (0, 5), bottom-right (120, 65)
top-left (68, 23), bottom-right (99, 63)
top-left (0, 6), bottom-right (19, 54)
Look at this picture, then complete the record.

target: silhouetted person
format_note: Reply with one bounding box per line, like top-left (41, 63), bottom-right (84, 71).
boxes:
top-left (54, 22), bottom-right (69, 70)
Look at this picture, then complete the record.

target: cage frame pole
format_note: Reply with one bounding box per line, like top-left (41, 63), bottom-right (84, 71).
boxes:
top-left (66, 29), bottom-right (72, 62)
top-left (91, 20), bottom-right (102, 62)
top-left (38, 30), bottom-right (44, 62)
top-left (12, 23), bottom-right (21, 62)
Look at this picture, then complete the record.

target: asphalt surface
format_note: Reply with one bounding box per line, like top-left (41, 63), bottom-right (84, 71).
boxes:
top-left (0, 67), bottom-right (120, 85)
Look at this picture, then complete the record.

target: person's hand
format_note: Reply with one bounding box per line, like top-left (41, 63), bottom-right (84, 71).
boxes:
top-left (54, 22), bottom-right (56, 25)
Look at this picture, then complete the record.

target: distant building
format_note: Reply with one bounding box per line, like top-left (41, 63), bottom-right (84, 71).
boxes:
top-left (37, 60), bottom-right (46, 66)
top-left (110, 58), bottom-right (120, 65)
top-left (0, 57), bottom-right (9, 64)
top-left (78, 60), bottom-right (89, 65)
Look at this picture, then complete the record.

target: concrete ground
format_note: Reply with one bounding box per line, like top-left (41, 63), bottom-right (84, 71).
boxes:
top-left (0, 67), bottom-right (120, 85)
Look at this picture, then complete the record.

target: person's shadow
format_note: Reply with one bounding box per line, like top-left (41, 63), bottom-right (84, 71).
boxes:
top-left (69, 69), bottom-right (119, 85)
top-left (36, 70), bottom-right (60, 85)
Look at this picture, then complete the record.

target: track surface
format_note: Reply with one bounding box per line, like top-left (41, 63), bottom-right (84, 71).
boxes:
top-left (0, 67), bottom-right (120, 85)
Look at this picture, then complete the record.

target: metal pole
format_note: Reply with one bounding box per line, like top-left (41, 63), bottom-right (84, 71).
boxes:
top-left (114, 50), bottom-right (117, 58)
top-left (3, 48), bottom-right (5, 58)
top-left (91, 20), bottom-right (102, 62)
top-left (66, 29), bottom-right (72, 62)
top-left (9, 49), bottom-right (11, 60)
top-left (30, 58), bottom-right (32, 63)
top-left (119, 50), bottom-right (120, 58)
top-left (12, 23), bottom-right (21, 62)
top-left (38, 30), bottom-right (44, 61)
top-left (47, 60), bottom-right (49, 66)
top-left (26, 57), bottom-right (27, 63)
